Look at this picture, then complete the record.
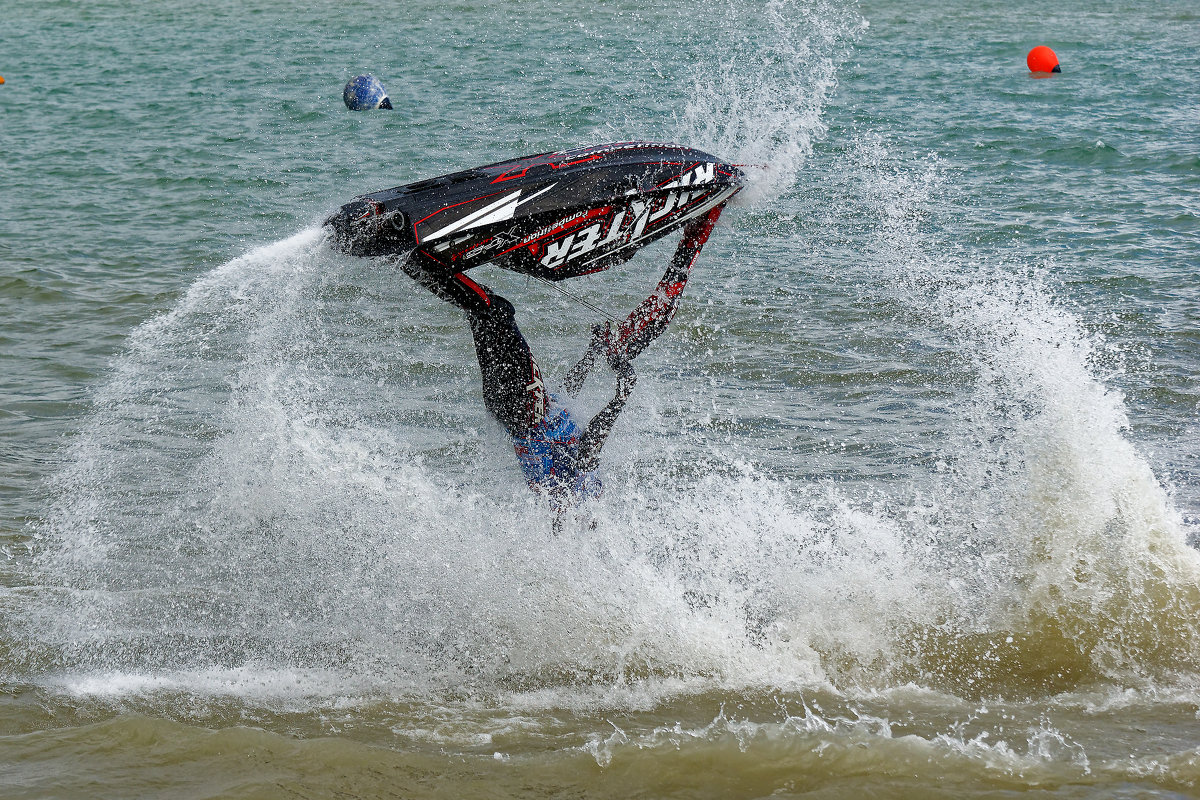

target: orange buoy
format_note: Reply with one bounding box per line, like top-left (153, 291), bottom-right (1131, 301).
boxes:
top-left (0, 75), bottom-right (6, 85)
top-left (1027, 46), bottom-right (1060, 74)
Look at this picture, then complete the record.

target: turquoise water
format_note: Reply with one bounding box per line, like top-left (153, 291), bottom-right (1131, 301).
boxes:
top-left (3, 0), bottom-right (1200, 797)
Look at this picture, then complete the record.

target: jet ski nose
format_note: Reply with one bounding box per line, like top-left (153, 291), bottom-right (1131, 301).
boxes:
top-left (323, 200), bottom-right (374, 254)
top-left (324, 200), bottom-right (412, 257)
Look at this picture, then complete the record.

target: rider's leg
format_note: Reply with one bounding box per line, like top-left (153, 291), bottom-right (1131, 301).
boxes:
top-left (400, 251), bottom-right (549, 437)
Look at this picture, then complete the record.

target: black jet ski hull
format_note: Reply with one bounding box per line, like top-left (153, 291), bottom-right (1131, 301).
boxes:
top-left (325, 142), bottom-right (743, 281)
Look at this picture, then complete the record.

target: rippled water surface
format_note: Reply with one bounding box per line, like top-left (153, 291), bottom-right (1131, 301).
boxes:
top-left (2, 0), bottom-right (1199, 797)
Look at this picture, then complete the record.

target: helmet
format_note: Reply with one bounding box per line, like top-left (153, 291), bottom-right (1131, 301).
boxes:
top-left (342, 74), bottom-right (393, 111)
top-left (512, 402), bottom-right (578, 486)
top-left (511, 398), bottom-right (603, 510)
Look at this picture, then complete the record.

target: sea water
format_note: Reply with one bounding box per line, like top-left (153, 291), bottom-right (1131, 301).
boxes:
top-left (2, 0), bottom-right (1199, 797)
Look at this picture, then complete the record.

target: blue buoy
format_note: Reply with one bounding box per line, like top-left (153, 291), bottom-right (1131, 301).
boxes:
top-left (343, 75), bottom-right (392, 111)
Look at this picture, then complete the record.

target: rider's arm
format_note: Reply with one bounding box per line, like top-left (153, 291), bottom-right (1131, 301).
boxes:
top-left (574, 360), bottom-right (636, 473)
top-left (562, 324), bottom-right (610, 398)
top-left (608, 205), bottom-right (724, 364)
top-left (567, 205), bottom-right (725, 473)
top-left (562, 204), bottom-right (727, 400)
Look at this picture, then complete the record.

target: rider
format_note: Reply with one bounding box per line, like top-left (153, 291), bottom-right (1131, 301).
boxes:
top-left (398, 206), bottom-right (726, 515)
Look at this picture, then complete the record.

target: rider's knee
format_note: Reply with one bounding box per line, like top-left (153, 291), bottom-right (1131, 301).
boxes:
top-left (488, 294), bottom-right (516, 321)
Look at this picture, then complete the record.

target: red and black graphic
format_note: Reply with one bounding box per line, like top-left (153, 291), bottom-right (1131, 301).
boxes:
top-left (325, 142), bottom-right (744, 282)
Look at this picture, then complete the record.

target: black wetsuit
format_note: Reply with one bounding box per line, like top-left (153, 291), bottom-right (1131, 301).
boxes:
top-left (399, 205), bottom-right (725, 503)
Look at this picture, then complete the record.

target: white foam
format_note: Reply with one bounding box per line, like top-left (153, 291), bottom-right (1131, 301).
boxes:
top-left (846, 134), bottom-right (1200, 678)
